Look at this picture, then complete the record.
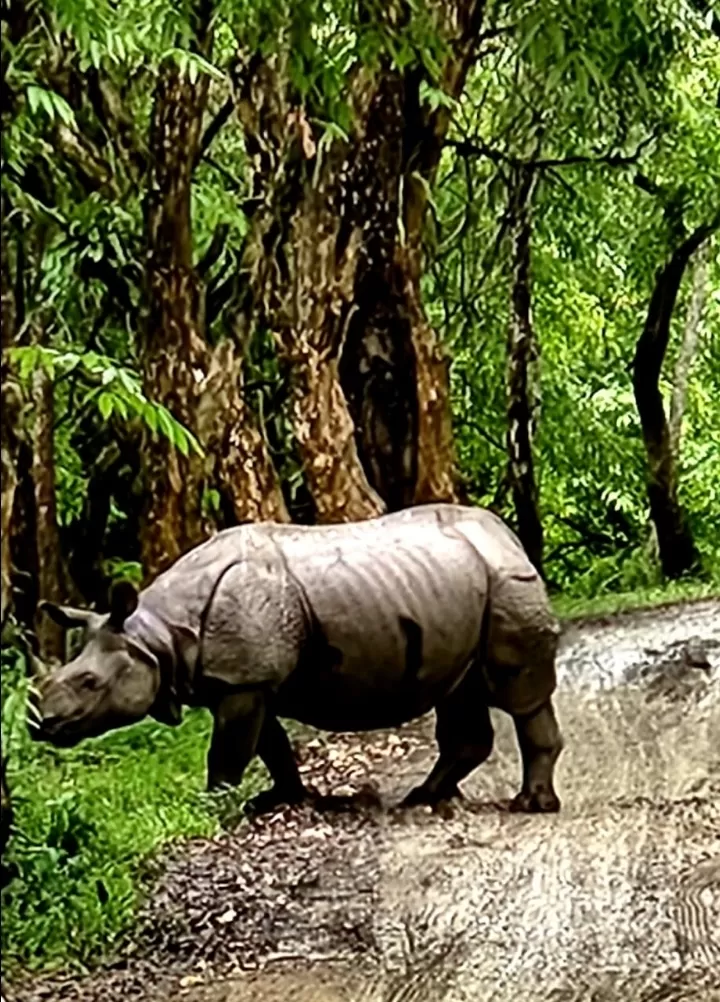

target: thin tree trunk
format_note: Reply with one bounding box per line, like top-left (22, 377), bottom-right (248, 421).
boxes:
top-left (669, 240), bottom-right (710, 460)
top-left (632, 216), bottom-right (718, 579)
top-left (1, 217), bottom-right (20, 629)
top-left (0, 382), bottom-right (20, 629)
top-left (30, 359), bottom-right (66, 661)
top-left (505, 167), bottom-right (544, 575)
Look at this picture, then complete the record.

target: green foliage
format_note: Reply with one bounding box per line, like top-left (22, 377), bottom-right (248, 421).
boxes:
top-left (10, 346), bottom-right (204, 457)
top-left (0, 651), bottom-right (267, 972)
top-left (553, 575), bottom-right (720, 621)
top-left (429, 0), bottom-right (720, 592)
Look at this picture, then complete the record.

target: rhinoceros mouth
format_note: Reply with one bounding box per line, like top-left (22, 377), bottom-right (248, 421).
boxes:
top-left (31, 717), bottom-right (84, 747)
top-left (31, 711), bottom-right (110, 748)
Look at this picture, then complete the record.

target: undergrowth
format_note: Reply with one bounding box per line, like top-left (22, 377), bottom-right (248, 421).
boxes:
top-left (0, 654), bottom-right (266, 974)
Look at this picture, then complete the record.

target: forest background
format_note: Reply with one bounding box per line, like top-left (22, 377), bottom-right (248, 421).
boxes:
top-left (1, 0), bottom-right (718, 979)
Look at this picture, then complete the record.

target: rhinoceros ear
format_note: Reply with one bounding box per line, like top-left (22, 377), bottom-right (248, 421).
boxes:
top-left (38, 602), bottom-right (94, 630)
top-left (108, 580), bottom-right (139, 630)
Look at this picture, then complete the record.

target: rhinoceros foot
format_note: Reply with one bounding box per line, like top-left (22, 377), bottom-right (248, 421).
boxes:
top-left (246, 783), bottom-right (311, 816)
top-left (401, 782), bottom-right (463, 808)
top-left (509, 788), bottom-right (560, 814)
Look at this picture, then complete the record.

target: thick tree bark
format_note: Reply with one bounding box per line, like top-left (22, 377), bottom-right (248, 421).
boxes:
top-left (632, 216), bottom-right (719, 579)
top-left (342, 1), bottom-right (484, 509)
top-left (341, 3), bottom-right (488, 509)
top-left (669, 240), bottom-right (710, 460)
top-left (235, 3), bottom-right (486, 517)
top-left (141, 46), bottom-right (287, 580)
top-left (506, 167), bottom-right (544, 576)
top-left (195, 339), bottom-right (289, 526)
top-left (235, 60), bottom-right (385, 522)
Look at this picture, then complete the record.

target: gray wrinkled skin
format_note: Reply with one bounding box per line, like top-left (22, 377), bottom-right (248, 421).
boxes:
top-left (32, 504), bottom-right (563, 814)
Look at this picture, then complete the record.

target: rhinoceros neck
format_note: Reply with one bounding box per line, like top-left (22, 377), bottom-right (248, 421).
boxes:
top-left (124, 605), bottom-right (178, 664)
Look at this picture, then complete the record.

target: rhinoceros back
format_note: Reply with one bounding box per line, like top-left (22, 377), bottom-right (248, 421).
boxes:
top-left (274, 521), bottom-right (489, 729)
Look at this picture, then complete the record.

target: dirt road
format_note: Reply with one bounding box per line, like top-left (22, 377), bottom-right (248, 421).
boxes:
top-left (8, 600), bottom-right (720, 1002)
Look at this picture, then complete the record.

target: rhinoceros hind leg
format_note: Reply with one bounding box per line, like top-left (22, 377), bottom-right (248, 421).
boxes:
top-left (402, 673), bottom-right (494, 807)
top-left (247, 715), bottom-right (310, 815)
top-left (509, 699), bottom-right (563, 814)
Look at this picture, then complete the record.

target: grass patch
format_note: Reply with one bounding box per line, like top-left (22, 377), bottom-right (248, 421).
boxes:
top-left (553, 577), bottom-right (720, 621)
top-left (0, 673), bottom-right (266, 976)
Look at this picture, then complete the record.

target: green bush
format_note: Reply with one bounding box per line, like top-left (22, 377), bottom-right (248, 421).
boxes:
top-left (0, 651), bottom-right (265, 973)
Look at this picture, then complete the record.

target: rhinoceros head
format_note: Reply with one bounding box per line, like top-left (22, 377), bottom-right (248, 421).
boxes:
top-left (31, 582), bottom-right (161, 747)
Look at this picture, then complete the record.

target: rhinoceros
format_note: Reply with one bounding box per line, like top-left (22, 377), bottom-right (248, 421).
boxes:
top-left (32, 504), bottom-right (563, 813)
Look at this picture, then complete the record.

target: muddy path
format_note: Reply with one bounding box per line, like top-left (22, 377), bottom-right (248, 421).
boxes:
top-left (7, 600), bottom-right (720, 1002)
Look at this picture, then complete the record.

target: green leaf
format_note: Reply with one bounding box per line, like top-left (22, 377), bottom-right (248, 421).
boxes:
top-left (142, 404), bottom-right (159, 435)
top-left (26, 86), bottom-right (42, 115)
top-left (98, 392), bottom-right (114, 421)
top-left (155, 406), bottom-right (177, 446)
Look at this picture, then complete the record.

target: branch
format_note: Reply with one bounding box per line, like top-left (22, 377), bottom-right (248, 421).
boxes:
top-left (633, 172), bottom-right (665, 198)
top-left (633, 211), bottom-right (720, 393)
top-left (448, 130), bottom-right (658, 172)
top-left (197, 223), bottom-right (230, 278)
top-left (54, 124), bottom-right (119, 197)
top-left (196, 95), bottom-right (234, 165)
top-left (688, 0), bottom-right (720, 39)
top-left (86, 73), bottom-right (148, 181)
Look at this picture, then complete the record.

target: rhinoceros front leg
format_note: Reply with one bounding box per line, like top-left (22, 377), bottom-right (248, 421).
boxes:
top-left (510, 698), bottom-right (563, 813)
top-left (247, 715), bottom-right (309, 815)
top-left (207, 693), bottom-right (310, 812)
top-left (207, 690), bottom-right (267, 791)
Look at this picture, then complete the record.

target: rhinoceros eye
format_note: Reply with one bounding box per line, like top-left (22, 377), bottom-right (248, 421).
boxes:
top-left (79, 674), bottom-right (100, 691)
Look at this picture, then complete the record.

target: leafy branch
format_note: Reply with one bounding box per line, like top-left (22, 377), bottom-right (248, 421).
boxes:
top-left (8, 346), bottom-right (204, 458)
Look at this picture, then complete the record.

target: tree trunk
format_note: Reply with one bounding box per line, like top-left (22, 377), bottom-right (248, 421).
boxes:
top-left (28, 350), bottom-right (66, 661)
top-left (196, 339), bottom-right (289, 526)
top-left (141, 46), bottom-right (287, 580)
top-left (140, 55), bottom-right (213, 578)
top-left (669, 239), bottom-right (710, 460)
top-left (235, 61), bottom-right (385, 522)
top-left (1, 215), bottom-right (20, 629)
top-left (631, 216), bottom-right (718, 579)
top-left (0, 378), bottom-right (20, 629)
top-left (1, 755), bottom-right (13, 885)
top-left (234, 4), bottom-right (486, 517)
top-left (505, 167), bottom-right (544, 576)
top-left (340, 2), bottom-right (488, 510)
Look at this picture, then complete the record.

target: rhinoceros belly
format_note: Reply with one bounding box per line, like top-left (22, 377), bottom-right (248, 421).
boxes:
top-left (275, 524), bottom-right (488, 731)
